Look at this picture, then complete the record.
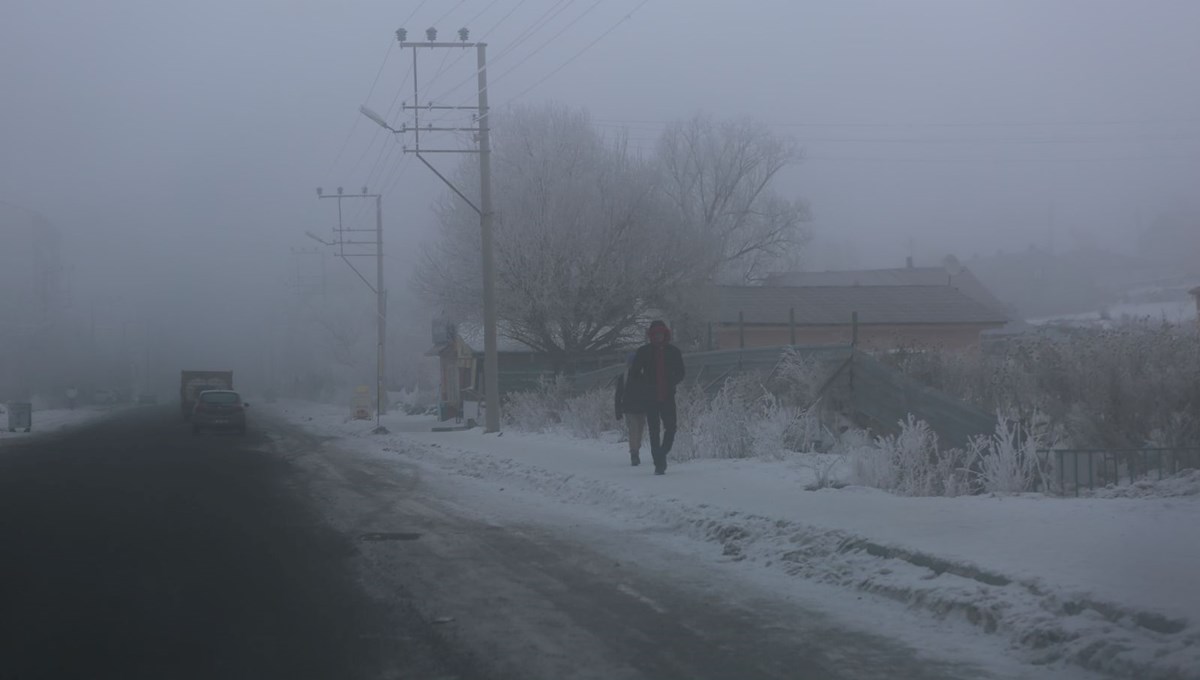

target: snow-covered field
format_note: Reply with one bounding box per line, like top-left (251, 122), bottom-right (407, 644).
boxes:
top-left (0, 405), bottom-right (115, 440)
top-left (273, 400), bottom-right (1200, 680)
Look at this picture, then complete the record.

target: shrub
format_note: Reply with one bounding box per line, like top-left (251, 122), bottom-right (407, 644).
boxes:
top-left (881, 321), bottom-right (1200, 449)
top-left (967, 416), bottom-right (1050, 494)
top-left (504, 376), bottom-right (570, 432)
top-left (848, 416), bottom-right (969, 496)
top-left (561, 389), bottom-right (617, 439)
top-left (691, 376), bottom-right (756, 460)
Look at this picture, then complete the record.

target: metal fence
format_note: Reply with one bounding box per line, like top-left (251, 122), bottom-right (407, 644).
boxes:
top-left (845, 351), bottom-right (997, 450)
top-left (1040, 448), bottom-right (1200, 497)
top-left (568, 345), bottom-right (853, 394)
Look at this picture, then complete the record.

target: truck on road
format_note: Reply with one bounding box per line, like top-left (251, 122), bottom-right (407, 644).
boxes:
top-left (180, 370), bottom-right (234, 421)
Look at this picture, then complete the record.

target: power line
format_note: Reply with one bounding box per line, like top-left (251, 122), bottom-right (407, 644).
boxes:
top-left (432, 0), bottom-right (469, 27)
top-left (486, 0), bottom-right (607, 93)
top-left (407, 0), bottom-right (581, 132)
top-left (329, 0), bottom-right (439, 181)
top-left (380, 151), bottom-right (414, 199)
top-left (324, 39), bottom-right (395, 183)
top-left (340, 0), bottom-right (439, 183)
top-left (803, 154), bottom-right (1200, 164)
top-left (589, 116), bottom-right (1200, 129)
top-left (503, 0), bottom-right (652, 107)
top-left (588, 122), bottom-right (1200, 144)
top-left (418, 0), bottom-right (519, 103)
top-left (403, 0), bottom-right (433, 24)
top-left (426, 0), bottom-right (578, 105)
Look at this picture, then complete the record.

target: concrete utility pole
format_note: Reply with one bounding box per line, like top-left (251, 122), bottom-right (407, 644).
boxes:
top-left (309, 186), bottom-right (389, 434)
top-left (360, 26), bottom-right (500, 433)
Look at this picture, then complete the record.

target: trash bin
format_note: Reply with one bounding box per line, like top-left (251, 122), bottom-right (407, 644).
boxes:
top-left (7, 402), bottom-right (32, 433)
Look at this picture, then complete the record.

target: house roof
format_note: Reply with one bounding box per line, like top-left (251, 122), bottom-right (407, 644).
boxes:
top-left (764, 266), bottom-right (1009, 316)
top-left (716, 285), bottom-right (1009, 326)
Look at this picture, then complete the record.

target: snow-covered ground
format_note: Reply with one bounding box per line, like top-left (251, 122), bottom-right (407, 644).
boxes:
top-left (273, 400), bottom-right (1200, 680)
top-left (1029, 299), bottom-right (1197, 326)
top-left (0, 404), bottom-right (115, 440)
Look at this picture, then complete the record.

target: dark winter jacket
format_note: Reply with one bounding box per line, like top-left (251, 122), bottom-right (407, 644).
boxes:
top-left (628, 342), bottom-right (685, 404)
top-left (615, 371), bottom-right (650, 417)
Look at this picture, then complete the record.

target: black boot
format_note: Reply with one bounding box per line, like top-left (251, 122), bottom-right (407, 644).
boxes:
top-left (630, 451), bottom-right (641, 466)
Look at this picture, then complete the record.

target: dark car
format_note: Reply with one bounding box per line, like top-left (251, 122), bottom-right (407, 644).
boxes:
top-left (191, 390), bottom-right (248, 434)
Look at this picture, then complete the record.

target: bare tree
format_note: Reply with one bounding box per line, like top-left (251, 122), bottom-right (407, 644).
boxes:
top-left (302, 287), bottom-right (370, 370)
top-left (417, 105), bottom-right (703, 358)
top-left (656, 114), bottom-right (811, 283)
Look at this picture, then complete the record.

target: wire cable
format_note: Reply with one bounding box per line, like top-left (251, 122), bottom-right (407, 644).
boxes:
top-left (502, 0), bottom-right (651, 107)
top-left (421, 0), bottom-right (509, 95)
top-left (485, 0), bottom-right (607, 93)
top-left (324, 38), bottom-right (395, 183)
top-left (589, 116), bottom-right (1200, 129)
top-left (426, 0), bottom-right (577, 105)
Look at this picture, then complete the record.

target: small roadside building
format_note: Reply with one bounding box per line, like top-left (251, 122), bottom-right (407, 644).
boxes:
top-left (426, 320), bottom-right (630, 421)
top-left (426, 321), bottom-right (544, 421)
top-left (714, 284), bottom-right (1009, 351)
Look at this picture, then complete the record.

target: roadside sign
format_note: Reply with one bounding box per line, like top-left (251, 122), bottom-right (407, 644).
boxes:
top-left (352, 385), bottom-right (371, 420)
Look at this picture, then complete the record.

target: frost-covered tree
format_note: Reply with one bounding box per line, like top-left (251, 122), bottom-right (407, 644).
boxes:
top-left (417, 104), bottom-right (705, 357)
top-left (655, 113), bottom-right (811, 283)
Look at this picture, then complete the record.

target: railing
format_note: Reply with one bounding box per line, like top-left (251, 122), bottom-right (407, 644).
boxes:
top-left (1040, 448), bottom-right (1200, 497)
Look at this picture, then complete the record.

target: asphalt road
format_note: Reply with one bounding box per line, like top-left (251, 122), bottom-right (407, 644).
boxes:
top-left (0, 407), bottom-right (480, 680)
top-left (0, 407), bottom-right (1021, 680)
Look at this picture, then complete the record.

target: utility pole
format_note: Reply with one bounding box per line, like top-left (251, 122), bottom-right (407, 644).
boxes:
top-left (309, 186), bottom-right (389, 434)
top-left (360, 26), bottom-right (500, 433)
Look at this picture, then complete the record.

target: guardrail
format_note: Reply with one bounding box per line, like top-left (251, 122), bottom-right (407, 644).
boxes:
top-left (1040, 448), bottom-right (1200, 496)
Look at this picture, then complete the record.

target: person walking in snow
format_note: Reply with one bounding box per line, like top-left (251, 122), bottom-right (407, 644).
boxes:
top-left (628, 320), bottom-right (685, 475)
top-left (614, 353), bottom-right (647, 466)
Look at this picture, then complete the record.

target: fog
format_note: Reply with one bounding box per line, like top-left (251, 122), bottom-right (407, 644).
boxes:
top-left (3, 0), bottom-right (1198, 403)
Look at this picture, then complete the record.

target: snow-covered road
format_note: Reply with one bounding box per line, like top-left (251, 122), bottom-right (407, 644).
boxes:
top-left (269, 401), bottom-right (1181, 679)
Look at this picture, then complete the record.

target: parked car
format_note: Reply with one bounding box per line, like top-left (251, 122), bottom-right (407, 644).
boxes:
top-left (191, 390), bottom-right (248, 434)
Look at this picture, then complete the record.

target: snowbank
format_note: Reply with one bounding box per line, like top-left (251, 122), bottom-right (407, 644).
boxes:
top-left (1086, 470), bottom-right (1200, 499)
top-left (0, 405), bottom-right (113, 440)
top-left (272, 400), bottom-right (1200, 680)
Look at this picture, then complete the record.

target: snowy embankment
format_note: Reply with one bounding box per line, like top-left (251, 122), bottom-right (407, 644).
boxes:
top-left (0, 405), bottom-right (113, 440)
top-left (274, 400), bottom-right (1200, 680)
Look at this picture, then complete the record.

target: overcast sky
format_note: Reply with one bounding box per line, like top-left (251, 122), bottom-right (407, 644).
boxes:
top-left (4, 0), bottom-right (1199, 306)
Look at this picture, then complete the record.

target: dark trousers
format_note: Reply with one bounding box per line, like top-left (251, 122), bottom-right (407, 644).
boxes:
top-left (646, 397), bottom-right (678, 470)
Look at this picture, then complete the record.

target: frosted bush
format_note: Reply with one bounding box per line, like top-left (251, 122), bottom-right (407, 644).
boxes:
top-left (848, 416), bottom-right (968, 496)
top-left (772, 346), bottom-right (824, 408)
top-left (504, 376), bottom-right (570, 432)
top-left (967, 417), bottom-right (1048, 494)
top-left (561, 389), bottom-right (617, 439)
top-left (669, 382), bottom-right (709, 461)
top-left (881, 321), bottom-right (1200, 449)
top-left (393, 386), bottom-right (433, 414)
top-left (749, 392), bottom-right (795, 460)
top-left (691, 378), bottom-right (754, 459)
